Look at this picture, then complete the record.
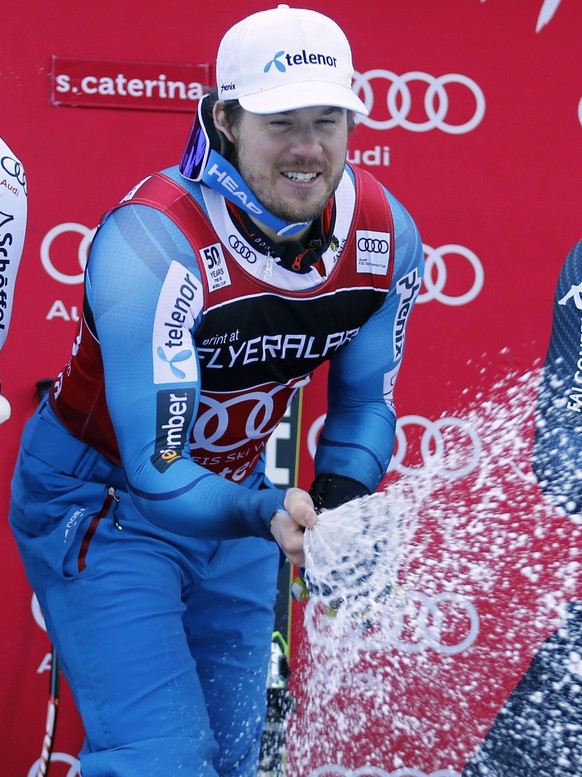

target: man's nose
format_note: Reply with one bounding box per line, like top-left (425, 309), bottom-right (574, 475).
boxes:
top-left (289, 126), bottom-right (323, 155)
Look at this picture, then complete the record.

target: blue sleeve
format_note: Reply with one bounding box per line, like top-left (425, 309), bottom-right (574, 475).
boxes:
top-left (86, 203), bottom-right (284, 540)
top-left (314, 189), bottom-right (425, 491)
top-left (533, 239), bottom-right (582, 516)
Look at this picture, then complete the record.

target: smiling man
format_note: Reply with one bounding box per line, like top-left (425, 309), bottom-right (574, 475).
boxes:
top-left (226, 106), bottom-right (346, 222)
top-left (10, 5), bottom-right (424, 776)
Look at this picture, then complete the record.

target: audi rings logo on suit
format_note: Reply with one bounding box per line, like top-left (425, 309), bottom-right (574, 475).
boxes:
top-left (229, 233), bottom-right (257, 264)
top-left (357, 236), bottom-right (390, 254)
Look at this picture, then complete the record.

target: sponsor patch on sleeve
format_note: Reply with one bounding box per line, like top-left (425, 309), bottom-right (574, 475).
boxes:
top-left (152, 387), bottom-right (196, 472)
top-left (153, 260), bottom-right (202, 384)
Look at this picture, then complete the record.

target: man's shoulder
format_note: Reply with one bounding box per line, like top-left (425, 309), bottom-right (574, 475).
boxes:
top-left (159, 165), bottom-right (206, 206)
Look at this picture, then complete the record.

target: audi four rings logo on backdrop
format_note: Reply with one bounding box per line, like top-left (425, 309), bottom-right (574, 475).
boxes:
top-left (375, 591), bottom-right (479, 655)
top-left (308, 414), bottom-right (481, 480)
top-left (308, 765), bottom-right (462, 776)
top-left (41, 222), bottom-right (96, 285)
top-left (390, 415), bottom-right (482, 479)
top-left (306, 590), bottom-right (479, 655)
top-left (40, 225), bottom-right (484, 310)
top-left (352, 70), bottom-right (486, 134)
top-left (419, 244), bottom-right (484, 306)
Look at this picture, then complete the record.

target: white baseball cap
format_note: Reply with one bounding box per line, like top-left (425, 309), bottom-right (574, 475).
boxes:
top-left (216, 4), bottom-right (368, 116)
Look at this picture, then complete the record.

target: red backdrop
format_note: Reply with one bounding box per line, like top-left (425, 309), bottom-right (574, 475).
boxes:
top-left (1, 1), bottom-right (581, 775)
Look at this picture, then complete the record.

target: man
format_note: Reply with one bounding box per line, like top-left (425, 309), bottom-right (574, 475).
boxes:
top-left (10, 5), bottom-right (424, 776)
top-left (462, 239), bottom-right (582, 776)
top-left (0, 136), bottom-right (27, 424)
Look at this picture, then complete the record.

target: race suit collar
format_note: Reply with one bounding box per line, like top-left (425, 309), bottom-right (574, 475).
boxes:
top-left (226, 198), bottom-right (336, 275)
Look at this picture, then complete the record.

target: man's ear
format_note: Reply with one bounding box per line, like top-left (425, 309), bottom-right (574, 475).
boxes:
top-left (213, 101), bottom-right (237, 144)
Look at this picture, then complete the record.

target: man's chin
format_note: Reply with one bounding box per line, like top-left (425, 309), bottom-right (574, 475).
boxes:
top-left (273, 195), bottom-right (331, 225)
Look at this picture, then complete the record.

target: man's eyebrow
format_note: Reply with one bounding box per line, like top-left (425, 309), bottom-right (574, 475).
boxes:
top-left (272, 107), bottom-right (343, 116)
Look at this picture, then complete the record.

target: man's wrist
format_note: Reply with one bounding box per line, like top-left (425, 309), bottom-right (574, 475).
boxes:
top-left (309, 474), bottom-right (370, 510)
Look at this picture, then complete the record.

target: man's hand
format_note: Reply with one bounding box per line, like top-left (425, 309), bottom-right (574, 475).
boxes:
top-left (270, 487), bottom-right (318, 566)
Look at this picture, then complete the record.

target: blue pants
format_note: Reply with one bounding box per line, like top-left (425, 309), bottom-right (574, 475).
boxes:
top-left (10, 403), bottom-right (280, 776)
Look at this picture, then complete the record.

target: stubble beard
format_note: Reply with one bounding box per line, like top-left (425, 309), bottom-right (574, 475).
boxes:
top-left (233, 150), bottom-right (344, 224)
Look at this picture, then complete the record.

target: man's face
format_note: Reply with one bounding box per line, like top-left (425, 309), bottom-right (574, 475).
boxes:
top-left (228, 106), bottom-right (350, 227)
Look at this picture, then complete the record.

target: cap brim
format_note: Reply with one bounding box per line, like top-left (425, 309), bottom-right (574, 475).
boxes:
top-left (239, 82), bottom-right (369, 116)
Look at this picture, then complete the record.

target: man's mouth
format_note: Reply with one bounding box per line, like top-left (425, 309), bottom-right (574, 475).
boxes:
top-left (282, 171), bottom-right (319, 183)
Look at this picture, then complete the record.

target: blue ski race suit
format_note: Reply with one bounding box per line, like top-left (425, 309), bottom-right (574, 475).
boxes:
top-left (10, 162), bottom-right (424, 776)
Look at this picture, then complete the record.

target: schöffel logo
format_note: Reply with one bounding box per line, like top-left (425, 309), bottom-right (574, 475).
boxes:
top-left (264, 50), bottom-right (338, 74)
top-left (153, 388), bottom-right (196, 472)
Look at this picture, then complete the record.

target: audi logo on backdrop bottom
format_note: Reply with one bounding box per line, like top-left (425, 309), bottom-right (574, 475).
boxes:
top-left (308, 766), bottom-right (462, 777)
top-left (306, 590), bottom-right (479, 655)
top-left (27, 753), bottom-right (80, 777)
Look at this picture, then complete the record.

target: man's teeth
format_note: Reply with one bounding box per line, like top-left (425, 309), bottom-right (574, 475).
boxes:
top-left (283, 172), bottom-right (318, 182)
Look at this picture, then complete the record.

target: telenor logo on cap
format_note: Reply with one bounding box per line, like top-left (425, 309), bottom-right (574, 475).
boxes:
top-left (263, 50), bottom-right (338, 74)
